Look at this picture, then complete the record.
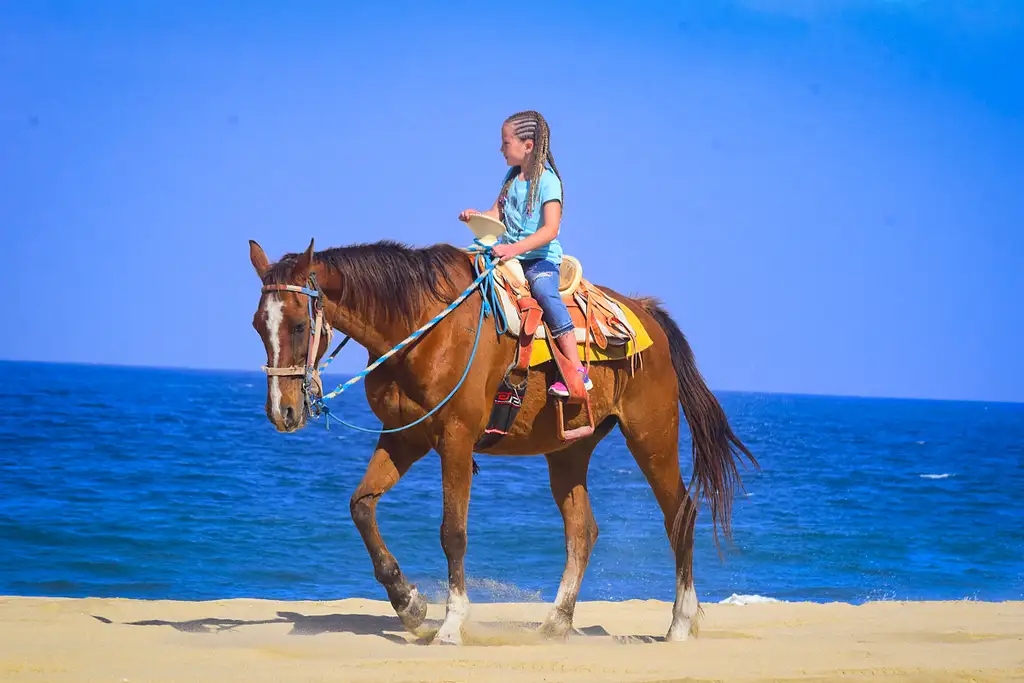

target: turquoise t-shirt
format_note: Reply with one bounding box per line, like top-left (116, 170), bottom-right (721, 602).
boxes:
top-left (500, 167), bottom-right (563, 264)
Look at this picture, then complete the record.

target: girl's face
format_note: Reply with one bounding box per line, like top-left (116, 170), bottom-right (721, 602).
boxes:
top-left (500, 123), bottom-right (533, 167)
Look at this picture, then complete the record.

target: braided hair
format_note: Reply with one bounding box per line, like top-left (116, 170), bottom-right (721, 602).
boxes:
top-left (497, 110), bottom-right (563, 218)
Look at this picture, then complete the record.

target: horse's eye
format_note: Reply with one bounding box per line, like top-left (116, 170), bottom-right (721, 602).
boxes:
top-left (293, 323), bottom-right (306, 334)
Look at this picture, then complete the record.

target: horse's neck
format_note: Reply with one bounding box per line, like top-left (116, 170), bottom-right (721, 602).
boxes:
top-left (319, 270), bottom-right (429, 359)
top-left (324, 302), bottom-right (398, 360)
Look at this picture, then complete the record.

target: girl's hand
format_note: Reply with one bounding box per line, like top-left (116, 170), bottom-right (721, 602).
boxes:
top-left (490, 243), bottom-right (518, 262)
top-left (458, 208), bottom-right (481, 222)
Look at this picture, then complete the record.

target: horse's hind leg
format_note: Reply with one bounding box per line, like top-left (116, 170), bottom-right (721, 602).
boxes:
top-left (539, 420), bottom-right (615, 639)
top-left (349, 433), bottom-right (430, 632)
top-left (619, 404), bottom-right (700, 642)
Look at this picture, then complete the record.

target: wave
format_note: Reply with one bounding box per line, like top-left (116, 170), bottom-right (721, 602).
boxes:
top-left (718, 593), bottom-right (783, 605)
top-left (919, 473), bottom-right (954, 479)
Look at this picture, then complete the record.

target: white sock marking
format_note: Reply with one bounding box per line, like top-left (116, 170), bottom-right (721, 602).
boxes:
top-left (667, 577), bottom-right (699, 640)
top-left (435, 588), bottom-right (469, 644)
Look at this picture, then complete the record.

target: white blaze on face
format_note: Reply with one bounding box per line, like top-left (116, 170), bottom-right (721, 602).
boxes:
top-left (263, 296), bottom-right (285, 419)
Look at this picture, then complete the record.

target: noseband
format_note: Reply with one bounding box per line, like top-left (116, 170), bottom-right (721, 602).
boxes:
top-left (260, 273), bottom-right (333, 418)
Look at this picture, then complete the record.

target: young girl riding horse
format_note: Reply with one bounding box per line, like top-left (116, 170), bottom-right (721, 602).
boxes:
top-left (459, 110), bottom-right (591, 397)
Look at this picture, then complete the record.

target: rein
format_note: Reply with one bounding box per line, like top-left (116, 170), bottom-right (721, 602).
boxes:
top-left (260, 243), bottom-right (504, 434)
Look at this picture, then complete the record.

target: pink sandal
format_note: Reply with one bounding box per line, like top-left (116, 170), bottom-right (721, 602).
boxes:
top-left (548, 368), bottom-right (593, 397)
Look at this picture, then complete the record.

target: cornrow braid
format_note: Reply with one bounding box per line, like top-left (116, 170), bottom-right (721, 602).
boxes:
top-left (497, 110), bottom-right (563, 218)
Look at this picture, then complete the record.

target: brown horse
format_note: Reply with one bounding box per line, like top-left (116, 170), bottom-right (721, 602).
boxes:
top-left (248, 237), bottom-right (757, 644)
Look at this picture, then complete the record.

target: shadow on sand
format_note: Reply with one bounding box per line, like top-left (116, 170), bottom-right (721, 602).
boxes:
top-left (93, 611), bottom-right (412, 644)
top-left (91, 611), bottom-right (658, 645)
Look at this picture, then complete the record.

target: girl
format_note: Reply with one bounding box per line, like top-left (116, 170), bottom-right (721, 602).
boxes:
top-left (459, 110), bottom-right (592, 397)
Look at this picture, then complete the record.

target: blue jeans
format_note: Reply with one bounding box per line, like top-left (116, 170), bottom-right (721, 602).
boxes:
top-left (521, 258), bottom-right (575, 338)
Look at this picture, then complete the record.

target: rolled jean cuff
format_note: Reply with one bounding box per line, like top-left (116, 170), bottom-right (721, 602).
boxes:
top-left (550, 322), bottom-right (576, 338)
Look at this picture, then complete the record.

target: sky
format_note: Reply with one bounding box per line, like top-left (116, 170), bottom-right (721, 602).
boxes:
top-left (2, 0), bottom-right (1022, 402)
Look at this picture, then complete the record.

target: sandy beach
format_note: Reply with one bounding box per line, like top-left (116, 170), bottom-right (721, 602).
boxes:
top-left (2, 596), bottom-right (1021, 682)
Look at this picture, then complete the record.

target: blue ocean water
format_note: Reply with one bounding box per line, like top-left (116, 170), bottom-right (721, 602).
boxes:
top-left (1, 360), bottom-right (1021, 605)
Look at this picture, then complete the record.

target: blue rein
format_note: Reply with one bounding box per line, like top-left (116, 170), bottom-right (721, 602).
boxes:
top-left (308, 241), bottom-right (506, 434)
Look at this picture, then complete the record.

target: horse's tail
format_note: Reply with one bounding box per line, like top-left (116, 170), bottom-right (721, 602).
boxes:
top-left (637, 296), bottom-right (759, 546)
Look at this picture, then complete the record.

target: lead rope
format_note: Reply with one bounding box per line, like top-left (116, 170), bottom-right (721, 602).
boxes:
top-left (313, 244), bottom-right (503, 434)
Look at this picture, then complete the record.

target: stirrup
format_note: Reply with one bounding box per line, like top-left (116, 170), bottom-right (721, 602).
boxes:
top-left (554, 398), bottom-right (595, 442)
top-left (552, 362), bottom-right (594, 442)
top-left (541, 322), bottom-right (595, 441)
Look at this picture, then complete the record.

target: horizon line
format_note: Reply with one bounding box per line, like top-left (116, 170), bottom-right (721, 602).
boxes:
top-left (1, 357), bottom-right (1020, 407)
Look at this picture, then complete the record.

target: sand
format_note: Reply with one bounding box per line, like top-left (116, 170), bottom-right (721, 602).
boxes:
top-left (2, 596), bottom-right (1022, 682)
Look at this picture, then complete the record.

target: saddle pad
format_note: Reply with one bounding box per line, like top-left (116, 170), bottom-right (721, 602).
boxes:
top-left (527, 295), bottom-right (654, 367)
top-left (490, 280), bottom-right (654, 367)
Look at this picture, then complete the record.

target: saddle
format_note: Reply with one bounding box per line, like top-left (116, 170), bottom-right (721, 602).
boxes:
top-left (474, 251), bottom-right (644, 447)
top-left (491, 256), bottom-right (642, 355)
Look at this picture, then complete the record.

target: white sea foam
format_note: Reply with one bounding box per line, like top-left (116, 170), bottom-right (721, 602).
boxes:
top-left (719, 593), bottom-right (783, 605)
top-left (919, 473), bottom-right (953, 479)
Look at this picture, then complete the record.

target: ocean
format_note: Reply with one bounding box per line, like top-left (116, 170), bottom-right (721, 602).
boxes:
top-left (1, 360), bottom-right (1021, 605)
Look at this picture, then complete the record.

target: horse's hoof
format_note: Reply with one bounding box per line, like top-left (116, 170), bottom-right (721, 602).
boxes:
top-left (433, 627), bottom-right (462, 645)
top-left (665, 624), bottom-right (691, 642)
top-left (396, 589), bottom-right (428, 632)
top-left (538, 618), bottom-right (572, 641)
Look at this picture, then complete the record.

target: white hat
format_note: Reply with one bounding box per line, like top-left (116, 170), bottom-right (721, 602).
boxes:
top-left (465, 214), bottom-right (505, 246)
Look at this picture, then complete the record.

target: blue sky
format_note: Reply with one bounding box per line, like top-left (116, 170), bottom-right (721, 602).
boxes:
top-left (3, 0), bottom-right (1022, 402)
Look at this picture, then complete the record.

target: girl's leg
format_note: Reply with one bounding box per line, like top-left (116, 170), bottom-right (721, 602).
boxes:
top-left (522, 259), bottom-right (591, 393)
top-left (554, 330), bottom-right (584, 371)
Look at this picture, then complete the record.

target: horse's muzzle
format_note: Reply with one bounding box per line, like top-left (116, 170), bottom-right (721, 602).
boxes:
top-left (267, 401), bottom-right (306, 433)
top-left (280, 404), bottom-right (302, 432)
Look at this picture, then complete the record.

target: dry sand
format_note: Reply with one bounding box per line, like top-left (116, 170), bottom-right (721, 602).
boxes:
top-left (2, 595), bottom-right (1022, 682)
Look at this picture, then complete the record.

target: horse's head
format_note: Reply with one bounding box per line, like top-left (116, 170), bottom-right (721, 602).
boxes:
top-left (249, 238), bottom-right (332, 432)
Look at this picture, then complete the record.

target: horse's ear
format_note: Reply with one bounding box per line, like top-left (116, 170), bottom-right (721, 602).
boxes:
top-left (291, 238), bottom-right (316, 275)
top-left (249, 240), bottom-right (270, 279)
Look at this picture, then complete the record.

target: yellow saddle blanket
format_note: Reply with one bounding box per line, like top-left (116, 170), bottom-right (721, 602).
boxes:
top-left (486, 255), bottom-right (655, 368)
top-left (526, 296), bottom-right (653, 366)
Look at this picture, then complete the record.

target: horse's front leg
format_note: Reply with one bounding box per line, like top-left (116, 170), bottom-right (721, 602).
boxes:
top-left (349, 433), bottom-right (430, 632)
top-left (432, 433), bottom-right (475, 645)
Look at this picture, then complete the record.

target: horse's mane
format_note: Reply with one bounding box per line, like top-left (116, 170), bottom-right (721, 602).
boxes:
top-left (263, 240), bottom-right (469, 327)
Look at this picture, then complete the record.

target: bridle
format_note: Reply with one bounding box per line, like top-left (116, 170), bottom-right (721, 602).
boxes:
top-left (254, 244), bottom-right (502, 434)
top-left (260, 272), bottom-right (337, 418)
